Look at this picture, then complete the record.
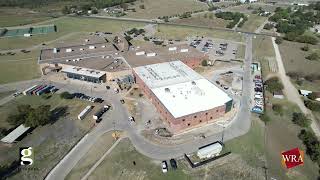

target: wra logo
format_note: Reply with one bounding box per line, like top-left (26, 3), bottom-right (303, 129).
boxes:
top-left (281, 147), bottom-right (304, 169)
top-left (20, 147), bottom-right (34, 166)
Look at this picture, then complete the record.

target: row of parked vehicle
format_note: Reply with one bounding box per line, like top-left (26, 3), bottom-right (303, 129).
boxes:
top-left (161, 159), bottom-right (177, 173)
top-left (252, 75), bottom-right (264, 113)
top-left (190, 39), bottom-right (201, 48)
top-left (22, 84), bottom-right (58, 96)
top-left (73, 93), bottom-right (104, 103)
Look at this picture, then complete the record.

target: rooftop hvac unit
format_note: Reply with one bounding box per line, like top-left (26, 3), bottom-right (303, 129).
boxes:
top-left (146, 53), bottom-right (156, 57)
top-left (101, 45), bottom-right (106, 48)
top-left (180, 48), bottom-right (189, 52)
top-left (66, 48), bottom-right (72, 52)
top-left (89, 46), bottom-right (96, 49)
top-left (80, 48), bottom-right (84, 51)
top-left (168, 47), bottom-right (177, 51)
top-left (135, 51), bottom-right (145, 56)
top-left (85, 39), bottom-right (89, 42)
top-left (24, 33), bottom-right (31, 37)
top-left (53, 48), bottom-right (59, 53)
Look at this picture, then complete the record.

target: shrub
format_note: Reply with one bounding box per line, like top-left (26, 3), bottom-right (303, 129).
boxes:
top-left (265, 77), bottom-right (283, 93)
top-left (301, 45), bottom-right (309, 51)
top-left (263, 23), bottom-right (274, 30)
top-left (139, 4), bottom-right (145, 9)
top-left (275, 37), bottom-right (283, 44)
top-left (201, 60), bottom-right (208, 66)
top-left (304, 100), bottom-right (320, 111)
top-left (292, 112), bottom-right (311, 127)
top-left (306, 53), bottom-right (319, 61)
top-left (308, 92), bottom-right (317, 100)
top-left (60, 92), bottom-right (73, 99)
top-left (259, 114), bottom-right (271, 123)
top-left (272, 104), bottom-right (283, 115)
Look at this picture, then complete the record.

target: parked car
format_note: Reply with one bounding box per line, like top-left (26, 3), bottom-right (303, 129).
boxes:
top-left (13, 92), bottom-right (22, 97)
top-left (129, 116), bottom-right (135, 123)
top-left (161, 161), bottom-right (168, 173)
top-left (96, 118), bottom-right (102, 123)
top-left (169, 159), bottom-right (177, 170)
top-left (120, 99), bottom-right (125, 104)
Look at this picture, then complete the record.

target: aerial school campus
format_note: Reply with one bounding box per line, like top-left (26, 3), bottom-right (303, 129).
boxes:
top-left (0, 0), bottom-right (320, 180)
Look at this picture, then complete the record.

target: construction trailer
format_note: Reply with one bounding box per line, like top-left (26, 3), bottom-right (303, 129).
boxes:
top-left (197, 142), bottom-right (223, 159)
top-left (1, 124), bottom-right (30, 143)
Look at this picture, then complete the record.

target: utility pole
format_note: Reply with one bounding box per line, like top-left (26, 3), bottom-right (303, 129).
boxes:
top-left (221, 126), bottom-right (225, 143)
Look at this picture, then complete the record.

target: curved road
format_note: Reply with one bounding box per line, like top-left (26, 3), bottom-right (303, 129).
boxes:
top-left (43, 34), bottom-right (253, 180)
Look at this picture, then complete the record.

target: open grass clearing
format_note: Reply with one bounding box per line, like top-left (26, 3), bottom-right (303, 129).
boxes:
top-left (124, 0), bottom-right (207, 19)
top-left (0, 94), bottom-right (95, 179)
top-left (155, 24), bottom-right (244, 42)
top-left (253, 36), bottom-right (276, 77)
top-left (264, 99), bottom-right (319, 180)
top-left (172, 13), bottom-right (229, 28)
top-left (239, 14), bottom-right (267, 32)
top-left (236, 44), bottom-right (246, 59)
top-left (0, 8), bottom-right (54, 27)
top-left (0, 91), bottom-right (14, 100)
top-left (0, 16), bottom-right (147, 50)
top-left (66, 131), bottom-right (116, 180)
top-left (279, 40), bottom-right (320, 75)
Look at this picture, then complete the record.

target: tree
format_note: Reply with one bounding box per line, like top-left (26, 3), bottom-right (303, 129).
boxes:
top-left (306, 53), bottom-right (319, 61)
top-left (265, 77), bottom-right (283, 93)
top-left (275, 37), bottom-right (283, 44)
top-left (301, 44), bottom-right (309, 51)
top-left (7, 104), bottom-right (32, 126)
top-left (60, 92), bottom-right (73, 99)
top-left (308, 92), bottom-right (317, 100)
top-left (304, 100), bottom-right (320, 111)
top-left (292, 112), bottom-right (311, 127)
top-left (139, 4), bottom-right (145, 9)
top-left (263, 23), bottom-right (273, 30)
top-left (272, 104), bottom-right (283, 115)
top-left (259, 114), bottom-right (270, 123)
top-left (25, 105), bottom-right (51, 127)
top-left (201, 60), bottom-right (208, 66)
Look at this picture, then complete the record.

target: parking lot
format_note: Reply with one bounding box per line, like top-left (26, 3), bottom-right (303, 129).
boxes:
top-left (189, 37), bottom-right (238, 61)
top-left (251, 63), bottom-right (264, 114)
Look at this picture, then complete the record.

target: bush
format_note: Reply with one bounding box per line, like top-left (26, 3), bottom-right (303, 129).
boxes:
top-left (259, 114), bottom-right (271, 123)
top-left (139, 4), bottom-right (145, 9)
top-left (60, 92), bottom-right (73, 99)
top-left (301, 45), bottom-right (309, 51)
top-left (304, 100), bottom-right (320, 111)
top-left (306, 53), bottom-right (319, 61)
top-left (275, 37), bottom-right (283, 44)
top-left (201, 60), bottom-right (208, 66)
top-left (263, 23), bottom-right (274, 30)
top-left (308, 92), bottom-right (317, 100)
top-left (296, 35), bottom-right (318, 45)
top-left (265, 77), bottom-right (283, 93)
top-left (298, 129), bottom-right (320, 165)
top-left (292, 112), bottom-right (311, 127)
top-left (272, 104), bottom-right (283, 115)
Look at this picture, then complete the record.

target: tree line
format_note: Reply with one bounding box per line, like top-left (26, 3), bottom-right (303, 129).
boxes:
top-left (215, 11), bottom-right (247, 29)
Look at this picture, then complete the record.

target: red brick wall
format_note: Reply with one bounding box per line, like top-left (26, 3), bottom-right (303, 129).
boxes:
top-left (133, 69), bottom-right (227, 133)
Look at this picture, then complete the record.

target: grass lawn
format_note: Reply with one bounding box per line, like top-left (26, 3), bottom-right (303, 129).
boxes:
top-left (66, 132), bottom-right (116, 180)
top-left (0, 94), bottom-right (95, 179)
top-left (88, 138), bottom-right (188, 180)
top-left (224, 116), bottom-right (265, 168)
top-left (239, 14), bottom-right (267, 32)
top-left (263, 99), bottom-right (319, 180)
top-left (0, 91), bottom-right (14, 100)
top-left (0, 50), bottom-right (41, 84)
top-left (0, 8), bottom-right (54, 27)
top-left (253, 36), bottom-right (276, 77)
top-left (124, 0), bottom-right (207, 19)
top-left (172, 13), bottom-right (229, 29)
top-left (155, 24), bottom-right (244, 42)
top-left (279, 40), bottom-right (320, 75)
top-left (0, 16), bottom-right (147, 50)
top-left (236, 44), bottom-right (246, 59)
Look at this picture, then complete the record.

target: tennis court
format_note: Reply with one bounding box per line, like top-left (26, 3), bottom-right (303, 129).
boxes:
top-left (0, 24), bottom-right (56, 37)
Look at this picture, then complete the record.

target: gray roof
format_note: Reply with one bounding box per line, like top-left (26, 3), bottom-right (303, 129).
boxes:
top-left (1, 124), bottom-right (30, 143)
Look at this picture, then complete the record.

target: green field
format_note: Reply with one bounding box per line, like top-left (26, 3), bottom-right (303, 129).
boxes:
top-left (0, 50), bottom-right (41, 84)
top-left (172, 13), bottom-right (229, 29)
top-left (0, 91), bottom-right (14, 100)
top-left (0, 94), bottom-right (95, 179)
top-left (0, 16), bottom-right (147, 50)
top-left (124, 0), bottom-right (207, 19)
top-left (264, 99), bottom-right (319, 180)
top-left (253, 36), bottom-right (276, 77)
top-left (66, 132), bottom-right (116, 180)
top-left (155, 24), bottom-right (244, 42)
top-left (239, 14), bottom-right (266, 32)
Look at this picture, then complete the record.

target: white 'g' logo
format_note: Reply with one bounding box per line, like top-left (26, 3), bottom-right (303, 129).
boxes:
top-left (20, 147), bottom-right (33, 165)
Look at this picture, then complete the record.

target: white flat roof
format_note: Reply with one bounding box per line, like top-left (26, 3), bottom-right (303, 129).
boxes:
top-left (1, 124), bottom-right (30, 143)
top-left (62, 66), bottom-right (105, 78)
top-left (133, 61), bottom-right (202, 89)
top-left (134, 61), bottom-right (232, 118)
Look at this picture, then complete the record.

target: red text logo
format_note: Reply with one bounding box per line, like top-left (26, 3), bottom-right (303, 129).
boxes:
top-left (281, 148), bottom-right (304, 169)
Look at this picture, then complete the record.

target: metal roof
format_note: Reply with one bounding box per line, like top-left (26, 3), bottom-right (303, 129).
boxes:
top-left (1, 124), bottom-right (30, 143)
